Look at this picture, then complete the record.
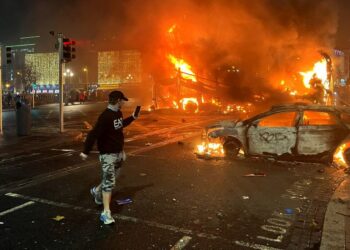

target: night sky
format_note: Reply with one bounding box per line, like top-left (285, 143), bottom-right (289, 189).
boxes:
top-left (0, 0), bottom-right (349, 47)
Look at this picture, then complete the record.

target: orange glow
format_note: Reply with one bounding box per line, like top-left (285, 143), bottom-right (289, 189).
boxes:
top-left (196, 142), bottom-right (225, 157)
top-left (168, 24), bottom-right (176, 33)
top-left (333, 143), bottom-right (350, 168)
top-left (300, 59), bottom-right (328, 89)
top-left (173, 100), bottom-right (179, 109)
top-left (167, 54), bottom-right (197, 82)
top-left (180, 98), bottom-right (199, 113)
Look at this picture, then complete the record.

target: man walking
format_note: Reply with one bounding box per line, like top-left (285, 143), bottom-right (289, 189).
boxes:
top-left (80, 90), bottom-right (139, 224)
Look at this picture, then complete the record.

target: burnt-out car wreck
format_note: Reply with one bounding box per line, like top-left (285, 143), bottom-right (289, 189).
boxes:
top-left (203, 103), bottom-right (350, 167)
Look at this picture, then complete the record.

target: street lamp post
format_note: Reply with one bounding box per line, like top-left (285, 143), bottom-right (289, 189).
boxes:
top-left (83, 67), bottom-right (89, 91)
top-left (63, 69), bottom-right (74, 105)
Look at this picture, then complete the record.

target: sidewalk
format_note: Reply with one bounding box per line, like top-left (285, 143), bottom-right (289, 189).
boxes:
top-left (0, 123), bottom-right (83, 156)
top-left (320, 173), bottom-right (350, 249)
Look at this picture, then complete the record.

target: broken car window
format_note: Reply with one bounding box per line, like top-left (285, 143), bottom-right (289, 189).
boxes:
top-left (258, 112), bottom-right (297, 127)
top-left (302, 111), bottom-right (337, 126)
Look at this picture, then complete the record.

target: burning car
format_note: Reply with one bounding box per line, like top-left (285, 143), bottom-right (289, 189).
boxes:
top-left (198, 103), bottom-right (350, 167)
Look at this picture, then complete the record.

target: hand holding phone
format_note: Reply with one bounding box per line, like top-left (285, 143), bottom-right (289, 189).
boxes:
top-left (133, 106), bottom-right (141, 119)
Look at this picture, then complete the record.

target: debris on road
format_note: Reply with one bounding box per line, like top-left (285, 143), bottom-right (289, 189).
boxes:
top-left (116, 198), bottom-right (133, 205)
top-left (177, 141), bottom-right (184, 146)
top-left (193, 219), bottom-right (200, 225)
top-left (145, 142), bottom-right (153, 146)
top-left (216, 212), bottom-right (224, 219)
top-left (285, 208), bottom-right (293, 214)
top-left (139, 173), bottom-right (147, 177)
top-left (52, 215), bottom-right (65, 222)
top-left (242, 196), bottom-right (250, 200)
top-left (243, 173), bottom-right (266, 177)
top-left (317, 168), bottom-right (325, 173)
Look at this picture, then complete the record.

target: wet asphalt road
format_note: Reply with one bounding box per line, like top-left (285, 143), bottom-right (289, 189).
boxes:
top-left (0, 102), bottom-right (346, 249)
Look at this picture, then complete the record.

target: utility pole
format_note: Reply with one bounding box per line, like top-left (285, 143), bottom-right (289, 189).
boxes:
top-left (51, 31), bottom-right (76, 133)
top-left (0, 46), bottom-right (2, 135)
top-left (57, 33), bottom-right (64, 133)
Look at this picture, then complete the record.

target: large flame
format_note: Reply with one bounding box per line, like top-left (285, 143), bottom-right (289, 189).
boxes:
top-left (300, 59), bottom-right (328, 89)
top-left (167, 54), bottom-right (197, 82)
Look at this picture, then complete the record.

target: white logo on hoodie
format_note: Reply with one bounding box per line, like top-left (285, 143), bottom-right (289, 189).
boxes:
top-left (113, 118), bottom-right (123, 130)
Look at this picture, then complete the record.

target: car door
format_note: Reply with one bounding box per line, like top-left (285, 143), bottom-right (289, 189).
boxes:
top-left (247, 111), bottom-right (298, 156)
top-left (296, 110), bottom-right (347, 155)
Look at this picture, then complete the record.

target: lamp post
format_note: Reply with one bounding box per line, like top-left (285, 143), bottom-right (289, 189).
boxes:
top-left (83, 67), bottom-right (89, 91)
top-left (63, 69), bottom-right (74, 104)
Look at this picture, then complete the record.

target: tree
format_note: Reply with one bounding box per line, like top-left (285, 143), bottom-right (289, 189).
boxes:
top-left (21, 63), bottom-right (40, 93)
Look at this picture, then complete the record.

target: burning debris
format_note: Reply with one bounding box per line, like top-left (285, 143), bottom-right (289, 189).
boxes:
top-left (196, 141), bottom-right (225, 158)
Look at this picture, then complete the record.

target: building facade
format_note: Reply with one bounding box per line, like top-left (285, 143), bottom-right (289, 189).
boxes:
top-left (24, 52), bottom-right (60, 93)
top-left (98, 50), bottom-right (142, 90)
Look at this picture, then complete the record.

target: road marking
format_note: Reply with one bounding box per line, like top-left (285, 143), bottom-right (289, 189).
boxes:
top-left (128, 132), bottom-right (200, 155)
top-left (0, 125), bottom-right (202, 193)
top-left (235, 241), bottom-right (283, 250)
top-left (0, 153), bottom-right (41, 164)
top-left (51, 149), bottom-right (76, 152)
top-left (0, 152), bottom-right (73, 170)
top-left (0, 160), bottom-right (98, 194)
top-left (0, 201), bottom-right (35, 217)
top-left (125, 118), bottom-right (217, 142)
top-left (170, 236), bottom-right (192, 250)
top-left (6, 193), bottom-right (221, 241)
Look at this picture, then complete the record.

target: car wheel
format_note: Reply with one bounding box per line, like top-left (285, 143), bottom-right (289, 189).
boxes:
top-left (344, 148), bottom-right (350, 167)
top-left (223, 138), bottom-right (241, 158)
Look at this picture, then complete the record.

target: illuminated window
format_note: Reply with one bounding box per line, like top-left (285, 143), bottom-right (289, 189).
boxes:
top-left (259, 112), bottom-right (297, 127)
top-left (302, 111), bottom-right (337, 126)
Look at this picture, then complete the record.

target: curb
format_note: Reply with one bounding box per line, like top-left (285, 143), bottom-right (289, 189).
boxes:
top-left (320, 175), bottom-right (350, 249)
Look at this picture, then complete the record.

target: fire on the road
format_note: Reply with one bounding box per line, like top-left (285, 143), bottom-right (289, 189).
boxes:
top-left (196, 141), bottom-right (225, 158)
top-left (333, 142), bottom-right (350, 168)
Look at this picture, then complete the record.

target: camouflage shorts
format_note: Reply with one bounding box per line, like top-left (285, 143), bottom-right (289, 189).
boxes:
top-left (99, 152), bottom-right (124, 192)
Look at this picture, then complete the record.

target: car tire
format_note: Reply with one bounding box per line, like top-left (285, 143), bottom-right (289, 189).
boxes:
top-left (223, 138), bottom-right (241, 158)
top-left (344, 148), bottom-right (350, 167)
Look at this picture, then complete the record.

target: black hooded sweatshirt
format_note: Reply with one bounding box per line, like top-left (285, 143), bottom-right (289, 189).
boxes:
top-left (83, 108), bottom-right (134, 154)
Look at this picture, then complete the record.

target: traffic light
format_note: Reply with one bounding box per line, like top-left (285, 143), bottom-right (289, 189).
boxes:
top-left (62, 38), bottom-right (76, 62)
top-left (6, 47), bottom-right (12, 64)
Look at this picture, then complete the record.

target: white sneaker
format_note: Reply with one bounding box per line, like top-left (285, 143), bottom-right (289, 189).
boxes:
top-left (90, 187), bottom-right (102, 205)
top-left (100, 210), bottom-right (115, 225)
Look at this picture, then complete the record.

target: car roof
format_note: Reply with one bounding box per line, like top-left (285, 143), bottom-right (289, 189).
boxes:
top-left (244, 103), bottom-right (350, 124)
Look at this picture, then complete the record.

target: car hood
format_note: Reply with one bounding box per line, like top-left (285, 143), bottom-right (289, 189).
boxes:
top-left (206, 119), bottom-right (242, 130)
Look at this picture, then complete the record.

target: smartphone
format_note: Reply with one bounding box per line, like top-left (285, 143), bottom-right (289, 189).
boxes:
top-left (134, 106), bottom-right (141, 117)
